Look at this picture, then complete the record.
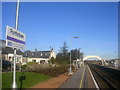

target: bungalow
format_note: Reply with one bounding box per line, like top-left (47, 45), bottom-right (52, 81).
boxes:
top-left (0, 39), bottom-right (56, 65)
top-left (0, 39), bottom-right (27, 65)
top-left (25, 49), bottom-right (56, 64)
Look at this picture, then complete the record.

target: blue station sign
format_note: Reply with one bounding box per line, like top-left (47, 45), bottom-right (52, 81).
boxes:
top-left (6, 25), bottom-right (26, 50)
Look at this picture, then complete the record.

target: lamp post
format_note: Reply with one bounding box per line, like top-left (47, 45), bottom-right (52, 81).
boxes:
top-left (69, 37), bottom-right (79, 75)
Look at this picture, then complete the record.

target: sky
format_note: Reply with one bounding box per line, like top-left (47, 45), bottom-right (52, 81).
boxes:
top-left (2, 2), bottom-right (118, 60)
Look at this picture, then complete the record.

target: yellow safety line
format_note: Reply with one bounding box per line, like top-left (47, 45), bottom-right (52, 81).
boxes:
top-left (79, 66), bottom-right (86, 88)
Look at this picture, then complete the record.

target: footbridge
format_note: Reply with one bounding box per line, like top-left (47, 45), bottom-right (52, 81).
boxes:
top-left (83, 55), bottom-right (106, 65)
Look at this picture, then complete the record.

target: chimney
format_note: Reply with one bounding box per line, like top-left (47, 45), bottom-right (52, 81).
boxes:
top-left (51, 48), bottom-right (53, 51)
top-left (35, 48), bottom-right (37, 52)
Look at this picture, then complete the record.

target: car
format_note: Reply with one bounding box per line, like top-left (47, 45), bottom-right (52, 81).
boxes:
top-left (2, 60), bottom-right (19, 70)
top-left (2, 60), bottom-right (11, 70)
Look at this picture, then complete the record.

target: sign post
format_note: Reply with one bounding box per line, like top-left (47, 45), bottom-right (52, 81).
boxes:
top-left (13, 0), bottom-right (19, 88)
top-left (6, 0), bottom-right (26, 89)
top-left (12, 48), bottom-right (17, 88)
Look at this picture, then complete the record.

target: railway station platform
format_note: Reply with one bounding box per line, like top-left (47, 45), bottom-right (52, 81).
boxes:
top-left (59, 65), bottom-right (97, 88)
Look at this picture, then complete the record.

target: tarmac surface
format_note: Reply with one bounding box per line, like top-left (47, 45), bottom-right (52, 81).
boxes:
top-left (60, 65), bottom-right (96, 88)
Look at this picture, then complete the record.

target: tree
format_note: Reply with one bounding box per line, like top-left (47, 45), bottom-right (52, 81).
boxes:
top-left (71, 49), bottom-right (84, 61)
top-left (56, 41), bottom-right (69, 64)
top-left (71, 49), bottom-right (78, 61)
top-left (59, 41), bottom-right (68, 56)
top-left (49, 57), bottom-right (56, 64)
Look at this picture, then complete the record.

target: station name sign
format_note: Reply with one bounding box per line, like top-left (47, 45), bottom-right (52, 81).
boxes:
top-left (9, 29), bottom-right (24, 39)
top-left (6, 25), bottom-right (26, 50)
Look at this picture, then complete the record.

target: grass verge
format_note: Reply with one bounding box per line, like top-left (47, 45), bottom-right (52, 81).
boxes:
top-left (2, 72), bottom-right (51, 88)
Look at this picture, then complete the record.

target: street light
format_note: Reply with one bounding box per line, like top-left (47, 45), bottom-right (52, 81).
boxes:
top-left (73, 37), bottom-right (79, 38)
top-left (68, 37), bottom-right (79, 75)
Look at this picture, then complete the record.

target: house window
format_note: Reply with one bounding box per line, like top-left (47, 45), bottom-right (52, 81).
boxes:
top-left (12, 57), bottom-right (14, 61)
top-left (3, 56), bottom-right (5, 60)
top-left (26, 53), bottom-right (28, 56)
top-left (32, 59), bottom-right (36, 63)
top-left (41, 53), bottom-right (42, 56)
top-left (9, 57), bottom-right (11, 61)
top-left (40, 60), bottom-right (45, 64)
top-left (17, 57), bottom-right (19, 62)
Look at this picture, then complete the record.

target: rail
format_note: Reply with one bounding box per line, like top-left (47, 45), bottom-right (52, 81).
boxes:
top-left (88, 63), bottom-right (120, 89)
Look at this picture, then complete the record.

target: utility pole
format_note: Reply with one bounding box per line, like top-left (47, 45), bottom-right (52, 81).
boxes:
top-left (12, 0), bottom-right (20, 88)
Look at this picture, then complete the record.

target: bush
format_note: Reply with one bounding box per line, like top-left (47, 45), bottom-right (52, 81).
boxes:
top-left (22, 65), bottom-right (27, 69)
top-left (27, 62), bottom-right (38, 65)
top-left (49, 57), bottom-right (56, 64)
top-left (29, 66), bottom-right (69, 77)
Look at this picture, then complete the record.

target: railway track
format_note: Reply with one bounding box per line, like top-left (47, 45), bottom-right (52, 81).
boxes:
top-left (88, 63), bottom-right (120, 89)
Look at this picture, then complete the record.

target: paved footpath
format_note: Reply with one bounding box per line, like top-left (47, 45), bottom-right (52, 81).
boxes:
top-left (59, 65), bottom-right (96, 88)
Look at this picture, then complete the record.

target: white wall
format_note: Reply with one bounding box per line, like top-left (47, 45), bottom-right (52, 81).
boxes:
top-left (7, 53), bottom-right (23, 63)
top-left (27, 50), bottom-right (56, 64)
top-left (50, 50), bottom-right (56, 59)
top-left (28, 58), bottom-right (49, 64)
